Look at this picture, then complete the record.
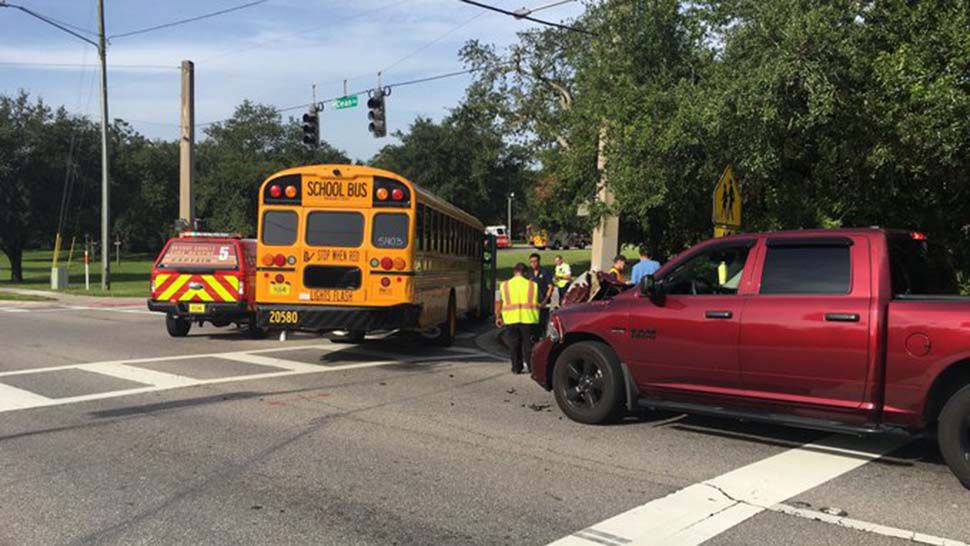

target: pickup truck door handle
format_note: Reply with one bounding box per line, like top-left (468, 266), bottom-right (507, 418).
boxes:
top-left (825, 313), bottom-right (860, 322)
top-left (705, 310), bottom-right (733, 319)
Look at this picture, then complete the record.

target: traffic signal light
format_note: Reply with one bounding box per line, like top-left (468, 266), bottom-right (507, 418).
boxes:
top-left (368, 90), bottom-right (386, 138)
top-left (302, 107), bottom-right (319, 149)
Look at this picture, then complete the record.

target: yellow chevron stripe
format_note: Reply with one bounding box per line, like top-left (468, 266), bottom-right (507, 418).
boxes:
top-left (154, 273), bottom-right (171, 290)
top-left (179, 287), bottom-right (214, 302)
top-left (223, 275), bottom-right (240, 290)
top-left (203, 275), bottom-right (235, 302)
top-left (159, 275), bottom-right (190, 301)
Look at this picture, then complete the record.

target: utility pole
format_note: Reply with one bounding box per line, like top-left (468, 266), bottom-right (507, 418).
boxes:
top-left (97, 0), bottom-right (111, 290)
top-left (590, 127), bottom-right (619, 272)
top-left (179, 60), bottom-right (195, 229)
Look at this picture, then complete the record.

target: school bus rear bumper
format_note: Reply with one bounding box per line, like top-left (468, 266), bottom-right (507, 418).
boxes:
top-left (256, 304), bottom-right (422, 332)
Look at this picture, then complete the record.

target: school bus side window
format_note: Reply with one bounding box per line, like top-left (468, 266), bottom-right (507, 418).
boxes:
top-left (262, 210), bottom-right (298, 246)
top-left (416, 205), bottom-right (425, 251)
top-left (434, 211), bottom-right (442, 253)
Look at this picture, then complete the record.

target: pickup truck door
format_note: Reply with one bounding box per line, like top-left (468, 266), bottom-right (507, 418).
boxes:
top-left (627, 241), bottom-right (755, 392)
top-left (739, 236), bottom-right (872, 413)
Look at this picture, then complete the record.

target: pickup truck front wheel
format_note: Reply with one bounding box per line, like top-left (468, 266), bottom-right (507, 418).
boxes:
top-left (938, 384), bottom-right (970, 489)
top-left (552, 341), bottom-right (624, 424)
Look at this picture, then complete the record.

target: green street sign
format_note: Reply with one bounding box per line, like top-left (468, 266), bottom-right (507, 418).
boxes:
top-left (334, 95), bottom-right (358, 110)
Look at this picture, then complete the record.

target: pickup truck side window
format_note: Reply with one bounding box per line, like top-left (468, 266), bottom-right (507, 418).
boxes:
top-left (760, 245), bottom-right (850, 294)
top-left (664, 245), bottom-right (751, 296)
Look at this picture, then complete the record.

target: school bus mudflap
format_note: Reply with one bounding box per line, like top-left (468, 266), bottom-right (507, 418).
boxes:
top-left (257, 303), bottom-right (421, 331)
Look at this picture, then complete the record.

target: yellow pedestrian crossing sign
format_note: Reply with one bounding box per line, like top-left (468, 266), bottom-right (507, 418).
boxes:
top-left (713, 164), bottom-right (741, 228)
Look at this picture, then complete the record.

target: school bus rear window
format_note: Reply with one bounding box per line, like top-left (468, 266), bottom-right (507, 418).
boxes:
top-left (372, 213), bottom-right (409, 249)
top-left (306, 211), bottom-right (364, 247)
top-left (158, 241), bottom-right (238, 269)
top-left (262, 210), bottom-right (298, 246)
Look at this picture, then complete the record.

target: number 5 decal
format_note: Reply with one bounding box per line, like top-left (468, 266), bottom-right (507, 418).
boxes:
top-left (219, 246), bottom-right (229, 261)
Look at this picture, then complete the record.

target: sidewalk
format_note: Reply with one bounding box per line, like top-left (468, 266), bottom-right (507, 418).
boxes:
top-left (0, 286), bottom-right (144, 306)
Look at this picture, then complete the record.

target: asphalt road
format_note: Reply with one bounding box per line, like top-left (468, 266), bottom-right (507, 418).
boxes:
top-left (1, 297), bottom-right (969, 546)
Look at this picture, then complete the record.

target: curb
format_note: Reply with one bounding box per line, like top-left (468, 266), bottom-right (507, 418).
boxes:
top-left (475, 328), bottom-right (508, 357)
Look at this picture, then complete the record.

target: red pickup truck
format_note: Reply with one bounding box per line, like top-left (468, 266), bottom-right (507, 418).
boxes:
top-left (531, 228), bottom-right (970, 487)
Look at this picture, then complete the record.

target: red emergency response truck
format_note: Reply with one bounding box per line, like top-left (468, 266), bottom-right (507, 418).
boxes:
top-left (147, 232), bottom-right (261, 337)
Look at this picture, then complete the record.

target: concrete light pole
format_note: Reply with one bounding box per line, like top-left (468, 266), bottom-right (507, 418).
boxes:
top-left (507, 192), bottom-right (515, 242)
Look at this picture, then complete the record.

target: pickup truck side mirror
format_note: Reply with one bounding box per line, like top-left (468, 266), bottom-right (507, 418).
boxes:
top-left (638, 274), bottom-right (666, 305)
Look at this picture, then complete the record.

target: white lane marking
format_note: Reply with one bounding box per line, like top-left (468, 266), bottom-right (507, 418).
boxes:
top-left (0, 382), bottom-right (53, 411)
top-left (0, 343), bottom-right (337, 378)
top-left (0, 349), bottom-right (495, 414)
top-left (549, 434), bottom-right (906, 546)
top-left (81, 362), bottom-right (199, 389)
top-left (769, 503), bottom-right (969, 546)
top-left (0, 305), bottom-right (153, 316)
top-left (217, 352), bottom-right (333, 373)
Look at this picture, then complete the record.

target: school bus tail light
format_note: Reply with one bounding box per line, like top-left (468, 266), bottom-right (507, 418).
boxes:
top-left (393, 258), bottom-right (406, 270)
top-left (261, 254), bottom-right (274, 266)
top-left (380, 277), bottom-right (391, 287)
top-left (380, 257), bottom-right (393, 270)
top-left (273, 254), bottom-right (286, 267)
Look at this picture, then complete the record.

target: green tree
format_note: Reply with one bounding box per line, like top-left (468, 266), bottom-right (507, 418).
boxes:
top-left (369, 106), bottom-right (534, 226)
top-left (196, 101), bottom-right (349, 237)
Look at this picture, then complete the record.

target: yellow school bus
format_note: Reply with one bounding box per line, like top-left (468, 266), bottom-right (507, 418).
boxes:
top-left (255, 164), bottom-right (484, 345)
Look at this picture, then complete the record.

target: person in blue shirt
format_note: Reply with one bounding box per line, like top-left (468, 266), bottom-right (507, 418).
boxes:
top-left (630, 246), bottom-right (661, 285)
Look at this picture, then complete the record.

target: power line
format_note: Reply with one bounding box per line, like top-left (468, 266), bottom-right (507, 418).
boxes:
top-left (454, 0), bottom-right (595, 36)
top-left (382, 11), bottom-right (486, 72)
top-left (0, 3), bottom-right (99, 47)
top-left (109, 0), bottom-right (269, 39)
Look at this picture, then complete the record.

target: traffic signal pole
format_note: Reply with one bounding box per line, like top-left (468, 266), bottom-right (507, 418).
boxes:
top-left (97, 0), bottom-right (111, 290)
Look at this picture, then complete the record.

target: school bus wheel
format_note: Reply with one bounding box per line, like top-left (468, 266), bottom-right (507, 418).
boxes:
top-left (329, 330), bottom-right (366, 343)
top-left (432, 292), bottom-right (457, 347)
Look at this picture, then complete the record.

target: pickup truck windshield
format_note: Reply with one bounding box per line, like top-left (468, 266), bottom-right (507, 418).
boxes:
top-left (889, 234), bottom-right (959, 296)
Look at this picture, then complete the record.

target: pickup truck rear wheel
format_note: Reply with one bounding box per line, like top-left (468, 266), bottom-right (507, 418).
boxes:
top-left (165, 314), bottom-right (191, 337)
top-left (552, 341), bottom-right (624, 424)
top-left (938, 385), bottom-right (970, 489)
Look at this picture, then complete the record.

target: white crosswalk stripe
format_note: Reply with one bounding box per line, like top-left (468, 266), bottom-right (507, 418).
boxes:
top-left (0, 344), bottom-right (495, 415)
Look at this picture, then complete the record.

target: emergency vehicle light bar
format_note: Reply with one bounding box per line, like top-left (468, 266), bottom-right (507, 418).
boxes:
top-left (179, 231), bottom-right (242, 239)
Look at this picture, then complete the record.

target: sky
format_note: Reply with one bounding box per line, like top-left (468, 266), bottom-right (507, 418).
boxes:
top-left (0, 0), bottom-right (586, 161)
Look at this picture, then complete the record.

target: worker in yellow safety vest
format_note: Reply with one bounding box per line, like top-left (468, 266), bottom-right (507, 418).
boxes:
top-left (553, 254), bottom-right (572, 303)
top-left (495, 262), bottom-right (540, 374)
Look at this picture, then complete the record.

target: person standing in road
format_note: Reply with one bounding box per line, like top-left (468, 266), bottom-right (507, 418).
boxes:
top-left (552, 254), bottom-right (572, 303)
top-left (607, 255), bottom-right (628, 284)
top-left (495, 263), bottom-right (540, 374)
top-left (630, 246), bottom-right (661, 285)
top-left (527, 253), bottom-right (554, 332)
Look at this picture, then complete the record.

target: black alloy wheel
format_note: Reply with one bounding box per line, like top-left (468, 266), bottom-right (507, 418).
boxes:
top-left (552, 341), bottom-right (624, 424)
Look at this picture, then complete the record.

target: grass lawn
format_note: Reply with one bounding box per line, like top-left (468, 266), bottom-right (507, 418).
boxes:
top-left (0, 290), bottom-right (56, 302)
top-left (0, 249), bottom-right (154, 297)
top-left (0, 244), bottom-right (641, 299)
